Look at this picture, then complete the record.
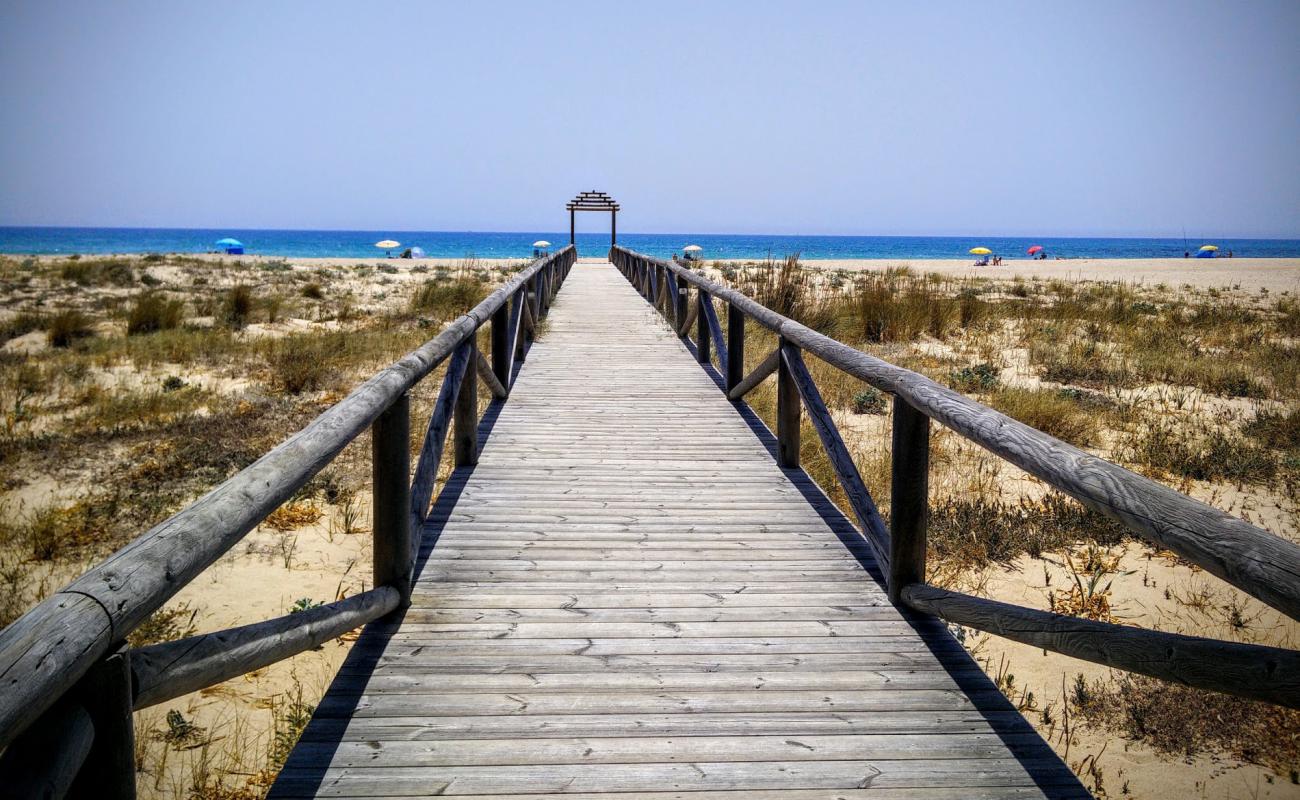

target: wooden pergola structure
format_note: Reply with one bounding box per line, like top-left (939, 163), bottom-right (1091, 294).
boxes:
top-left (567, 190), bottom-right (619, 246)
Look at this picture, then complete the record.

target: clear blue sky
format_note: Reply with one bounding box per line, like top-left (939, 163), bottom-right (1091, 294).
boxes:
top-left (1, 1), bottom-right (1297, 237)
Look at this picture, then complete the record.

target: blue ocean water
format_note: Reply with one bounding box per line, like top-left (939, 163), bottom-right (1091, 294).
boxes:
top-left (1, 227), bottom-right (1298, 261)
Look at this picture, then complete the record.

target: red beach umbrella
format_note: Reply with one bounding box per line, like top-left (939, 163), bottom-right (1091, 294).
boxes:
top-left (1027, 245), bottom-right (1044, 255)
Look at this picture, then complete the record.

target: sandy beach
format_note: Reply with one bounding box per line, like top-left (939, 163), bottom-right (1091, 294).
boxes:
top-left (789, 257), bottom-right (1300, 293)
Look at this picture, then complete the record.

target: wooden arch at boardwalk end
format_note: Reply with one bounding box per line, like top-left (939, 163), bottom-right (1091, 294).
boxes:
top-left (610, 244), bottom-right (1300, 710)
top-left (566, 190), bottom-right (620, 247)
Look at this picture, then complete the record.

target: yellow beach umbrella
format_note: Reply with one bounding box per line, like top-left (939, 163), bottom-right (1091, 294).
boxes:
top-left (1199, 244), bottom-right (1218, 251)
top-left (969, 247), bottom-right (992, 255)
top-left (375, 240), bottom-right (400, 249)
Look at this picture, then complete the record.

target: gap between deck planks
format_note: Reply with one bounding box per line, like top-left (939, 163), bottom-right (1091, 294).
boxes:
top-left (269, 261), bottom-right (1085, 799)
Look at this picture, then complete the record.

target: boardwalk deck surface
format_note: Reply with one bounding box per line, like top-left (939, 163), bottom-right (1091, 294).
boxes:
top-left (271, 261), bottom-right (1085, 799)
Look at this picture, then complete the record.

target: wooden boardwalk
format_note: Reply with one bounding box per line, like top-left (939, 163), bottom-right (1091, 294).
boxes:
top-left (270, 261), bottom-right (1085, 799)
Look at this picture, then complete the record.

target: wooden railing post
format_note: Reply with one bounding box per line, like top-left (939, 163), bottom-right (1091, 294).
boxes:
top-left (675, 279), bottom-right (689, 331)
top-left (372, 392), bottom-right (412, 607)
top-left (777, 337), bottom-right (800, 467)
top-left (68, 646), bottom-right (134, 800)
top-left (727, 303), bottom-right (744, 393)
top-left (889, 397), bottom-right (930, 603)
top-left (696, 289), bottom-right (711, 364)
top-left (454, 339), bottom-right (479, 466)
top-left (491, 302), bottom-right (510, 393)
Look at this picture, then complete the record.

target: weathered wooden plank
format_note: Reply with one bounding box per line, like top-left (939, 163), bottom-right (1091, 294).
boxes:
top-left (726, 347), bottom-right (779, 400)
top-left (287, 733), bottom-right (1047, 768)
top-left (272, 758), bottom-right (1077, 796)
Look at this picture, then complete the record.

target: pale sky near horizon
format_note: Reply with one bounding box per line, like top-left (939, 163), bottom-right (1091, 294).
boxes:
top-left (1, 1), bottom-right (1297, 238)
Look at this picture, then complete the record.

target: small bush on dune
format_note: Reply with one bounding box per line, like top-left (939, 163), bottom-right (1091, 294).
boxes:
top-left (949, 362), bottom-right (1000, 392)
top-left (126, 293), bottom-right (185, 335)
top-left (410, 276), bottom-right (487, 319)
top-left (222, 285), bottom-right (254, 329)
top-left (60, 258), bottom-right (135, 287)
top-left (1074, 672), bottom-right (1300, 778)
top-left (927, 493), bottom-right (1128, 566)
top-left (47, 309), bottom-right (94, 347)
top-left (301, 282), bottom-right (324, 300)
top-left (987, 386), bottom-right (1097, 446)
top-left (268, 333), bottom-right (347, 394)
top-left (1122, 419), bottom-right (1276, 484)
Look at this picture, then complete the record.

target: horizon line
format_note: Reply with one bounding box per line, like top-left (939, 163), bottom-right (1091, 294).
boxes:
top-left (1, 223), bottom-right (1297, 242)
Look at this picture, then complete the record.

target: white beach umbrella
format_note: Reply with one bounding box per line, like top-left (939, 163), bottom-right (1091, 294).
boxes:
top-left (683, 244), bottom-right (702, 252)
top-left (533, 240), bottom-right (551, 248)
top-left (375, 240), bottom-right (400, 249)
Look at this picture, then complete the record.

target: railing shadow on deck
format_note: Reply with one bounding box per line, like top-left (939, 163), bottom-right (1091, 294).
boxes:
top-left (0, 247), bottom-right (577, 797)
top-left (611, 244), bottom-right (1300, 713)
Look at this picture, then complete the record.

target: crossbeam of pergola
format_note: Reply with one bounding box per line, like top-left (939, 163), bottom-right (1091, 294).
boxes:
top-left (567, 191), bottom-right (619, 246)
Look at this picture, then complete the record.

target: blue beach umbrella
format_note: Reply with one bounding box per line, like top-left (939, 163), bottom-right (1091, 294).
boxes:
top-left (215, 237), bottom-right (244, 254)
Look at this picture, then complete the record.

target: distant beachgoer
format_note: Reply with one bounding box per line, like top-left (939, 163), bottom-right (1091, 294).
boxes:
top-left (1228, 250), bottom-right (1234, 258)
top-left (1184, 251), bottom-right (1190, 258)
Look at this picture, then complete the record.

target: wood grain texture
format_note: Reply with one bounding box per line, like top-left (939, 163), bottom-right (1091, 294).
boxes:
top-left (902, 584), bottom-right (1300, 708)
top-left (268, 261), bottom-right (1079, 799)
top-left (131, 587), bottom-right (399, 709)
top-left (611, 247), bottom-right (1300, 622)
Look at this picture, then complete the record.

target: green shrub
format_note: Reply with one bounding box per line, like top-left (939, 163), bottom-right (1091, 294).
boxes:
top-left (949, 362), bottom-right (1000, 392)
top-left (410, 276), bottom-right (487, 319)
top-left (222, 285), bottom-right (254, 329)
top-left (60, 258), bottom-right (135, 287)
top-left (47, 309), bottom-right (93, 347)
top-left (987, 386), bottom-right (1096, 445)
top-left (126, 293), bottom-right (185, 335)
top-left (851, 388), bottom-right (886, 415)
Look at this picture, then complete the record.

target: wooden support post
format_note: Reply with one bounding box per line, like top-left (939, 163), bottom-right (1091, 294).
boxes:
top-left (696, 290), bottom-right (711, 364)
top-left (889, 397), bottom-right (930, 603)
top-left (372, 392), bottom-right (412, 606)
top-left (68, 647), bottom-right (134, 800)
top-left (454, 339), bottom-right (479, 466)
top-left (674, 277), bottom-right (688, 332)
top-left (777, 337), bottom-right (801, 468)
top-left (491, 302), bottom-right (509, 393)
top-left (570, 209), bottom-right (575, 245)
top-left (727, 303), bottom-right (745, 393)
top-left (611, 208), bottom-right (617, 245)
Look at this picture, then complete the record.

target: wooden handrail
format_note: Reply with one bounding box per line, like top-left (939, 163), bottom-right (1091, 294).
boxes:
top-left (903, 584), bottom-right (1300, 708)
top-left (613, 245), bottom-right (1300, 709)
top-left (0, 246), bottom-right (576, 750)
top-left (131, 587), bottom-right (400, 709)
top-left (612, 246), bottom-right (1300, 623)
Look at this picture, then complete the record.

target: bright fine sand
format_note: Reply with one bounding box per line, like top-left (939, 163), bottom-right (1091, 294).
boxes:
top-left (790, 257), bottom-right (1300, 293)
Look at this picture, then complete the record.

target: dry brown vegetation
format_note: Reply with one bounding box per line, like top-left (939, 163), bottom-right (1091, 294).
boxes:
top-left (702, 255), bottom-right (1300, 796)
top-left (0, 252), bottom-right (523, 798)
